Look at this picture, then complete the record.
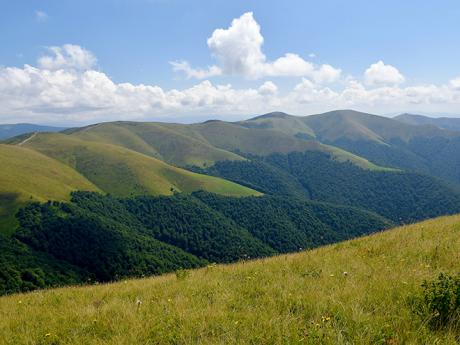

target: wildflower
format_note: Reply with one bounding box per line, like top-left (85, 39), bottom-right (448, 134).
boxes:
top-left (167, 298), bottom-right (172, 302)
top-left (234, 320), bottom-right (239, 325)
top-left (18, 300), bottom-right (22, 304)
top-left (329, 274), bottom-right (335, 277)
top-left (321, 316), bottom-right (331, 322)
top-left (136, 297), bottom-right (142, 309)
top-left (45, 333), bottom-right (51, 337)
top-left (343, 271), bottom-right (348, 276)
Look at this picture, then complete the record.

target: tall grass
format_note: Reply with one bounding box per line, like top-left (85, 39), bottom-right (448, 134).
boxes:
top-left (1, 215), bottom-right (460, 344)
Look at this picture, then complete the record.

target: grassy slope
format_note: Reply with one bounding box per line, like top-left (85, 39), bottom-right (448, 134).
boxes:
top-left (20, 133), bottom-right (259, 198)
top-left (0, 144), bottom-right (100, 234)
top-left (67, 118), bottom-right (385, 170)
top-left (194, 120), bottom-right (386, 170)
top-left (68, 122), bottom-right (245, 167)
top-left (1, 215), bottom-right (459, 344)
top-left (304, 109), bottom-right (455, 143)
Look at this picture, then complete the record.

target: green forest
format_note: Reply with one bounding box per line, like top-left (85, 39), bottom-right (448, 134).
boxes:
top-left (198, 151), bottom-right (460, 223)
top-left (0, 191), bottom-right (391, 295)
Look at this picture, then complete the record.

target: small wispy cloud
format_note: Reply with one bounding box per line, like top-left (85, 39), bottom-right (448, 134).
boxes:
top-left (35, 10), bottom-right (48, 23)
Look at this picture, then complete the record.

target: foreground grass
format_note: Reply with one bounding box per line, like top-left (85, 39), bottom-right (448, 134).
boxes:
top-left (1, 215), bottom-right (460, 344)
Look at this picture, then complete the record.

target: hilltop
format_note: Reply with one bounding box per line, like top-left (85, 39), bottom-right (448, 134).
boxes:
top-left (1, 214), bottom-right (459, 344)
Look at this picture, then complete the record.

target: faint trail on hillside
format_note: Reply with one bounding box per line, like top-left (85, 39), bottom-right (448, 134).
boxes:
top-left (18, 132), bottom-right (37, 146)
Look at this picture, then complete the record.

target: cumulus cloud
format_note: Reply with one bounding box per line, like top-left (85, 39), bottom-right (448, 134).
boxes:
top-left (38, 44), bottom-right (97, 70)
top-left (258, 81), bottom-right (278, 95)
top-left (171, 12), bottom-right (341, 83)
top-left (449, 77), bottom-right (460, 91)
top-left (364, 60), bottom-right (405, 86)
top-left (1, 44), bottom-right (460, 124)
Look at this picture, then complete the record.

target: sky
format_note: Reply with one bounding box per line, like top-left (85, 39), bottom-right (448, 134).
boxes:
top-left (1, 0), bottom-right (460, 125)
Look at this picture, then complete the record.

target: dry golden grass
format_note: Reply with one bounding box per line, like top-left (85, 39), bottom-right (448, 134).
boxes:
top-left (1, 215), bottom-right (460, 344)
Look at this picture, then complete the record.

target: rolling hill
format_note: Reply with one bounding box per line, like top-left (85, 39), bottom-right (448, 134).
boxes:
top-left (15, 132), bottom-right (259, 198)
top-left (1, 213), bottom-right (459, 344)
top-left (0, 133), bottom-right (260, 234)
top-left (395, 113), bottom-right (460, 131)
top-left (66, 122), bottom-right (246, 168)
top-left (62, 118), bottom-right (384, 170)
top-left (0, 144), bottom-right (100, 234)
top-left (297, 110), bottom-right (460, 184)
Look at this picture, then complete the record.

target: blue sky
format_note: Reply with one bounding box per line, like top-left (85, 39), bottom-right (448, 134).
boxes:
top-left (1, 0), bottom-right (460, 124)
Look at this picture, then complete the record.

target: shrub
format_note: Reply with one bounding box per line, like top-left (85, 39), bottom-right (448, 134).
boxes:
top-left (175, 269), bottom-right (189, 280)
top-left (421, 273), bottom-right (460, 328)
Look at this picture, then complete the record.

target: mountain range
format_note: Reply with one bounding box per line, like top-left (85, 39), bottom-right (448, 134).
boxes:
top-left (2, 109), bottom-right (460, 295)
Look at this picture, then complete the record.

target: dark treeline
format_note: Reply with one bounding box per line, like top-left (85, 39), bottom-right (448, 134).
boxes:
top-left (0, 191), bottom-right (391, 295)
top-left (197, 152), bottom-right (460, 223)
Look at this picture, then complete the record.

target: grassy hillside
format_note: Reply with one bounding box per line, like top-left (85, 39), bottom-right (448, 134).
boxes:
top-left (301, 110), bottom-right (460, 184)
top-left (304, 109), bottom-right (453, 143)
top-left (0, 144), bottom-right (99, 234)
top-left (1, 214), bottom-right (460, 344)
top-left (67, 122), bottom-right (245, 167)
top-left (64, 118), bottom-right (384, 170)
top-left (17, 133), bottom-right (259, 198)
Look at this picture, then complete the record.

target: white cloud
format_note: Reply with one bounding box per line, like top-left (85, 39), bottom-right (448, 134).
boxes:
top-left (449, 77), bottom-right (460, 91)
top-left (35, 10), bottom-right (48, 23)
top-left (1, 44), bottom-right (460, 124)
top-left (364, 60), bottom-right (405, 86)
top-left (258, 81), bottom-right (278, 95)
top-left (170, 61), bottom-right (222, 79)
top-left (38, 44), bottom-right (97, 70)
top-left (172, 12), bottom-right (341, 83)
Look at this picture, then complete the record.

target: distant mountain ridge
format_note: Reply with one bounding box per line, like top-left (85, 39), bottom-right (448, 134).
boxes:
top-left (0, 123), bottom-right (66, 140)
top-left (394, 113), bottom-right (460, 131)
